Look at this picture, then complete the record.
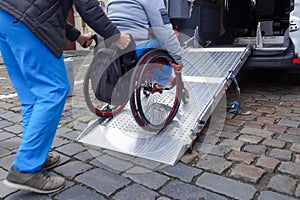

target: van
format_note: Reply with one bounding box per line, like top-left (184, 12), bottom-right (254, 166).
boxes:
top-left (168, 0), bottom-right (300, 71)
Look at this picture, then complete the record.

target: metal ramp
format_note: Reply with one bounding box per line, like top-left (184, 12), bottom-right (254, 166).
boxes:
top-left (77, 47), bottom-right (251, 165)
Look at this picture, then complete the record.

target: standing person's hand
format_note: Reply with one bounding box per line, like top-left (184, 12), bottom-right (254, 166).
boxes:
top-left (76, 33), bottom-right (93, 48)
top-left (114, 33), bottom-right (131, 49)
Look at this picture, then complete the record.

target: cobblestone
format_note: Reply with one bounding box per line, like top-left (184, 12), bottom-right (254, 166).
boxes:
top-left (0, 120), bottom-right (13, 128)
top-left (113, 184), bottom-right (159, 200)
top-left (3, 124), bottom-right (22, 134)
top-left (1, 54), bottom-right (300, 199)
top-left (278, 162), bottom-right (300, 177)
top-left (258, 191), bottom-right (297, 200)
top-left (240, 127), bottom-right (274, 138)
top-left (0, 131), bottom-right (14, 142)
top-left (296, 154), bottom-right (300, 163)
top-left (74, 150), bottom-right (102, 162)
top-left (75, 168), bottom-right (131, 196)
top-left (243, 144), bottom-right (267, 155)
top-left (161, 180), bottom-right (226, 200)
top-left (296, 184), bottom-right (300, 197)
top-left (56, 143), bottom-right (86, 157)
top-left (219, 139), bottom-right (245, 151)
top-left (269, 148), bottom-right (292, 161)
top-left (256, 116), bottom-right (276, 124)
top-left (196, 172), bottom-right (257, 200)
top-left (277, 133), bottom-right (300, 143)
top-left (243, 121), bottom-right (263, 129)
top-left (53, 161), bottom-right (93, 179)
top-left (255, 156), bottom-right (280, 171)
top-left (0, 137), bottom-right (21, 151)
top-left (0, 147), bottom-right (11, 158)
top-left (227, 150), bottom-right (256, 164)
top-left (219, 130), bottom-right (239, 139)
top-left (208, 145), bottom-right (231, 157)
top-left (291, 143), bottom-right (300, 153)
top-left (0, 168), bottom-right (7, 180)
top-left (287, 127), bottom-right (300, 136)
top-left (91, 155), bottom-right (134, 173)
top-left (157, 197), bottom-right (172, 200)
top-left (132, 157), bottom-right (162, 169)
top-left (51, 137), bottom-right (69, 149)
top-left (160, 162), bottom-right (202, 183)
top-left (278, 119), bottom-right (300, 128)
top-left (262, 138), bottom-right (286, 148)
top-left (0, 180), bottom-right (17, 199)
top-left (180, 151), bottom-right (199, 164)
top-left (196, 155), bottom-right (232, 174)
top-left (55, 185), bottom-right (106, 200)
top-left (267, 174), bottom-right (297, 195)
top-left (225, 119), bottom-right (245, 127)
top-left (123, 168), bottom-right (169, 190)
top-left (230, 163), bottom-right (265, 183)
top-left (0, 155), bottom-right (14, 170)
top-left (264, 124), bottom-right (287, 133)
top-left (238, 134), bottom-right (264, 144)
top-left (5, 191), bottom-right (52, 200)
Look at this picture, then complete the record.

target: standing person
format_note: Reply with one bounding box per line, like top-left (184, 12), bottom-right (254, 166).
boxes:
top-left (0, 0), bottom-right (130, 194)
top-left (106, 0), bottom-right (183, 85)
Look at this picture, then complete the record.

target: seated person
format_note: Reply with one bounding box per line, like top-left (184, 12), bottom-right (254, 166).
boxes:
top-left (106, 0), bottom-right (183, 86)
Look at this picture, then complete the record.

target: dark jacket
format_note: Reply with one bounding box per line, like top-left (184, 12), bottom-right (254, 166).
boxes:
top-left (0, 0), bottom-right (120, 58)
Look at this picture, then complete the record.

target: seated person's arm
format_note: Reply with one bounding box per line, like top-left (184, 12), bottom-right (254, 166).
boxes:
top-left (143, 0), bottom-right (183, 64)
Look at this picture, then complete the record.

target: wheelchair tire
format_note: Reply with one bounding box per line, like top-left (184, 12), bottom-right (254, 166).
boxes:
top-left (83, 64), bottom-right (128, 118)
top-left (130, 49), bottom-right (182, 131)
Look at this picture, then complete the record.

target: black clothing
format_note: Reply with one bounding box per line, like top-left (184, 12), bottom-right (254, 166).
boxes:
top-left (0, 0), bottom-right (120, 57)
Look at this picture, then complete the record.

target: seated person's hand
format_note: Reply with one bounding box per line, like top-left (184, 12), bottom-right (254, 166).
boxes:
top-left (171, 63), bottom-right (183, 73)
top-left (76, 33), bottom-right (93, 48)
top-left (114, 33), bottom-right (131, 49)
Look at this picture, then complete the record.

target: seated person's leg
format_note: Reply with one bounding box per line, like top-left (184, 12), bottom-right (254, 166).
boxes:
top-left (136, 39), bottom-right (161, 57)
top-left (136, 39), bottom-right (173, 87)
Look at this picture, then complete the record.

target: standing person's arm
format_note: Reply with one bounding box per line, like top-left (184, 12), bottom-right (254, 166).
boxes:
top-left (64, 0), bottom-right (130, 49)
top-left (74, 0), bottom-right (119, 40)
top-left (65, 22), bottom-right (81, 42)
top-left (65, 22), bottom-right (93, 48)
top-left (142, 0), bottom-right (183, 64)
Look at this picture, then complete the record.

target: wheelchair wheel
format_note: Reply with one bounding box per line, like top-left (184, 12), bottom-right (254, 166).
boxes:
top-left (83, 64), bottom-right (128, 118)
top-left (130, 49), bottom-right (182, 131)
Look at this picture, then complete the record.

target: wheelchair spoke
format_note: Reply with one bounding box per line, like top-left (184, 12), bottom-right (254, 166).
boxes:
top-left (130, 49), bottom-right (183, 131)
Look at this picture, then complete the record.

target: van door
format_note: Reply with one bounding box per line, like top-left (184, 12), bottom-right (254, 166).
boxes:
top-left (290, 0), bottom-right (300, 57)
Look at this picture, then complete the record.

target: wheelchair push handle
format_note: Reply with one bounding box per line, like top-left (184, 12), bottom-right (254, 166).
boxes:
top-left (82, 34), bottom-right (103, 48)
top-left (82, 34), bottom-right (96, 48)
top-left (84, 34), bottom-right (119, 51)
top-left (88, 33), bottom-right (133, 51)
top-left (85, 34), bottom-right (99, 47)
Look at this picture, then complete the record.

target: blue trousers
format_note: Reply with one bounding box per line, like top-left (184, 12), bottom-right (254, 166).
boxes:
top-left (0, 10), bottom-right (69, 172)
top-left (135, 39), bottom-right (162, 57)
top-left (136, 39), bottom-right (172, 85)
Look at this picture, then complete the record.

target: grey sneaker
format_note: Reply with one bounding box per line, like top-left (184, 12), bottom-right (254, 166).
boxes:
top-left (42, 152), bottom-right (60, 170)
top-left (4, 167), bottom-right (65, 194)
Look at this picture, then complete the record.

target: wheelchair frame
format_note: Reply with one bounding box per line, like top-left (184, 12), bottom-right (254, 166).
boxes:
top-left (83, 48), bottom-right (188, 131)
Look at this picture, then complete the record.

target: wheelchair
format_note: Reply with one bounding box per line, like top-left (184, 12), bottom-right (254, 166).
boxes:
top-left (83, 46), bottom-right (189, 131)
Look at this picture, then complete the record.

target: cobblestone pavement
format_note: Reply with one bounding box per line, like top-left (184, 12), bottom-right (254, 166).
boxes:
top-left (0, 52), bottom-right (300, 199)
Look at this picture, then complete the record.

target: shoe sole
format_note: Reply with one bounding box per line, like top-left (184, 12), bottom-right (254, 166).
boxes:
top-left (4, 179), bottom-right (64, 194)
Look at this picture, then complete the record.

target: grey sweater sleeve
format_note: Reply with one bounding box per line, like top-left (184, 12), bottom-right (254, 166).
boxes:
top-left (141, 0), bottom-right (183, 64)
